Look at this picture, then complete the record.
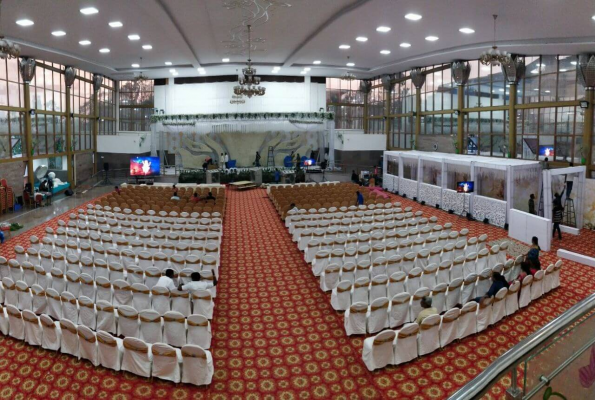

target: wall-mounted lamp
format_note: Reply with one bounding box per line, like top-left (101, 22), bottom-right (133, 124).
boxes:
top-left (454, 110), bottom-right (461, 116)
top-left (29, 109), bottom-right (35, 116)
top-left (580, 100), bottom-right (589, 109)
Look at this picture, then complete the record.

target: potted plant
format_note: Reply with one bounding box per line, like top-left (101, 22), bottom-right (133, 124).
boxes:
top-left (579, 145), bottom-right (587, 165)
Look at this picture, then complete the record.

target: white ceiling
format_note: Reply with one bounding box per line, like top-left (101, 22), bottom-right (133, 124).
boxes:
top-left (5, 0), bottom-right (595, 81)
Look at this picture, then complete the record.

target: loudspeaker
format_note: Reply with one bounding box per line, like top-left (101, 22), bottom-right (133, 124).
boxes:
top-left (64, 189), bottom-right (74, 196)
top-left (104, 162), bottom-right (110, 172)
top-left (504, 223), bottom-right (509, 230)
top-left (483, 218), bottom-right (489, 224)
top-left (435, 204), bottom-right (440, 209)
top-left (420, 200), bottom-right (425, 205)
top-left (448, 209), bottom-right (454, 214)
top-left (402, 194), bottom-right (407, 198)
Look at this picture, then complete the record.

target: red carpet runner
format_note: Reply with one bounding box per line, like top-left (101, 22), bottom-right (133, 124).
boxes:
top-left (0, 188), bottom-right (594, 399)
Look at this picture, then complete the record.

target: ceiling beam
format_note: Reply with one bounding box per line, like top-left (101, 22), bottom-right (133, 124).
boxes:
top-left (282, 0), bottom-right (373, 68)
top-left (154, 0), bottom-right (202, 67)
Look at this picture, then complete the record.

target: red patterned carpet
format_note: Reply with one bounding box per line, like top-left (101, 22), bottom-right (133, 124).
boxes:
top-left (0, 188), bottom-right (594, 400)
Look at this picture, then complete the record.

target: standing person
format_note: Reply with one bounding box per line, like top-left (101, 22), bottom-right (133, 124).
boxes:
top-left (155, 269), bottom-right (177, 291)
top-left (351, 170), bottom-right (359, 184)
top-left (255, 151), bottom-right (261, 167)
top-left (274, 168), bottom-right (281, 184)
top-left (224, 152), bottom-right (229, 169)
top-left (114, 186), bottom-right (121, 195)
top-left (356, 190), bottom-right (364, 206)
top-left (220, 153), bottom-right (224, 168)
top-left (171, 189), bottom-right (180, 201)
top-left (552, 203), bottom-right (564, 240)
top-left (528, 194), bottom-right (536, 214)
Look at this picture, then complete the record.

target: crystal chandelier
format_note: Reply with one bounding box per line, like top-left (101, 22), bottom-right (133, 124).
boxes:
top-left (233, 25), bottom-right (265, 98)
top-left (133, 57), bottom-right (150, 83)
top-left (230, 94), bottom-right (245, 104)
top-left (480, 15), bottom-right (511, 66)
top-left (0, 0), bottom-right (19, 59)
top-left (341, 56), bottom-right (357, 81)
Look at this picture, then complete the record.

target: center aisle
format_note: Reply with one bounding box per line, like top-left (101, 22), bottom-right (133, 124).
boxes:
top-left (210, 188), bottom-right (379, 398)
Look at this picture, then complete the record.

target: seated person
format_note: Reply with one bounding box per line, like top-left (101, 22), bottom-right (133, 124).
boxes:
top-left (155, 269), bottom-right (177, 291)
top-left (476, 272), bottom-right (509, 302)
top-left (0, 230), bottom-right (4, 244)
top-left (171, 190), bottom-right (180, 200)
top-left (191, 192), bottom-right (200, 203)
top-left (516, 261), bottom-right (538, 283)
top-left (289, 203), bottom-right (298, 213)
top-left (356, 190), bottom-right (364, 206)
top-left (178, 272), bottom-right (218, 292)
top-left (205, 191), bottom-right (216, 203)
top-left (114, 185), bottom-right (121, 195)
top-left (525, 236), bottom-right (541, 270)
top-left (415, 296), bottom-right (438, 325)
top-left (38, 179), bottom-right (53, 205)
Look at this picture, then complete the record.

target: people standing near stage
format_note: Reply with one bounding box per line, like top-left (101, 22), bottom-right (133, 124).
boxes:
top-left (356, 191), bottom-right (364, 206)
top-left (553, 203), bottom-right (564, 240)
top-left (528, 194), bottom-right (536, 214)
top-left (255, 151), bottom-right (261, 167)
top-left (274, 168), bottom-right (281, 184)
top-left (224, 153), bottom-right (229, 169)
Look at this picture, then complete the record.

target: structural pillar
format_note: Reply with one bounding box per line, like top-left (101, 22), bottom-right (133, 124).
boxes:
top-left (93, 89), bottom-right (99, 175)
top-left (457, 88), bottom-right (464, 154)
top-left (583, 89), bottom-right (594, 174)
top-left (65, 85), bottom-right (73, 186)
top-left (415, 89), bottom-right (421, 149)
top-left (23, 83), bottom-right (34, 189)
top-left (385, 87), bottom-right (391, 150)
top-left (508, 83), bottom-right (517, 158)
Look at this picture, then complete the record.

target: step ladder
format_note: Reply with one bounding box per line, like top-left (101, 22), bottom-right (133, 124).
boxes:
top-left (563, 198), bottom-right (576, 227)
top-left (267, 146), bottom-right (275, 168)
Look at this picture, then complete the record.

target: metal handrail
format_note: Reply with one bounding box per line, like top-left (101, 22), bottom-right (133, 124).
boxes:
top-left (449, 291), bottom-right (595, 399)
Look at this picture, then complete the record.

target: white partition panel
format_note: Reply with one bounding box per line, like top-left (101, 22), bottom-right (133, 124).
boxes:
top-left (508, 209), bottom-right (551, 251)
top-left (399, 178), bottom-right (418, 200)
top-left (442, 189), bottom-right (470, 216)
top-left (419, 183), bottom-right (442, 207)
top-left (472, 195), bottom-right (507, 228)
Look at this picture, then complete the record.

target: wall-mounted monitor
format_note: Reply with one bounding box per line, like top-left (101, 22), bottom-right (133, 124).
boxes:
top-left (539, 146), bottom-right (554, 158)
top-left (457, 181), bottom-right (474, 193)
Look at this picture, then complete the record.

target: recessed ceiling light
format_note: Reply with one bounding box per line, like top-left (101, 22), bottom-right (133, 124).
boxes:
top-left (128, 34), bottom-right (140, 41)
top-left (400, 42), bottom-right (411, 48)
top-left (132, 64), bottom-right (140, 68)
top-left (380, 50), bottom-right (391, 55)
top-left (346, 62), bottom-right (355, 67)
top-left (52, 30), bottom-right (66, 37)
top-left (339, 44), bottom-right (351, 49)
top-left (425, 36), bottom-right (439, 41)
top-left (571, 61), bottom-right (577, 65)
top-left (273, 66), bottom-right (281, 71)
top-left (300, 71), bottom-right (307, 74)
top-left (109, 21), bottom-right (123, 28)
top-left (530, 69), bottom-right (539, 74)
top-left (304, 67), bottom-right (311, 71)
top-left (271, 69), bottom-right (278, 73)
top-left (99, 48), bottom-right (110, 53)
top-left (222, 58), bottom-right (230, 62)
top-left (16, 19), bottom-right (34, 26)
top-left (404, 13), bottom-right (422, 21)
top-left (376, 26), bottom-right (391, 33)
top-left (356, 36), bottom-right (368, 42)
top-left (142, 45), bottom-right (152, 50)
top-left (165, 62), bottom-right (172, 66)
top-left (169, 69), bottom-right (176, 73)
top-left (313, 60), bottom-right (321, 65)
top-left (459, 27), bottom-right (475, 34)
top-left (79, 40), bottom-right (91, 45)
top-left (592, 15), bottom-right (595, 21)
top-left (80, 7), bottom-right (99, 15)
top-left (560, 69), bottom-right (567, 72)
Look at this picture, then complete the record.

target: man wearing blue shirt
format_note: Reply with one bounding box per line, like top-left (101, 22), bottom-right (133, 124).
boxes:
top-left (356, 191), bottom-right (364, 206)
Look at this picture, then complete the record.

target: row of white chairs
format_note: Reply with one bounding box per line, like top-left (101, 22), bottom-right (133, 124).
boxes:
top-left (313, 245), bottom-right (510, 286)
top-left (59, 215), bottom-right (223, 234)
top-left (362, 265), bottom-right (562, 370)
top-left (0, 305), bottom-right (213, 385)
top-left (289, 214), bottom-right (429, 236)
top-left (83, 207), bottom-right (222, 222)
top-left (89, 202), bottom-right (222, 219)
top-left (2, 278), bottom-right (216, 318)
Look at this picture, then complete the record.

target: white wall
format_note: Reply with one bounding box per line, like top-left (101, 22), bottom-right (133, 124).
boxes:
top-left (154, 77), bottom-right (326, 114)
top-left (98, 132), bottom-right (152, 154)
top-left (334, 130), bottom-right (386, 151)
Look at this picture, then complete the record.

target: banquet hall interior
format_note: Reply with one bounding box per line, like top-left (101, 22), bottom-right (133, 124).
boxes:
top-left (2, 0), bottom-right (595, 399)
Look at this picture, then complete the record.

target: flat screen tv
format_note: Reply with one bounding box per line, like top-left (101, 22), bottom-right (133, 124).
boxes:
top-left (457, 181), bottom-right (474, 193)
top-left (539, 146), bottom-right (554, 158)
top-left (130, 156), bottom-right (160, 177)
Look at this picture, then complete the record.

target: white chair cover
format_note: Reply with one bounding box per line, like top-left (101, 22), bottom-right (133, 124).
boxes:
top-left (164, 311), bottom-right (187, 347)
top-left (61, 291), bottom-right (79, 324)
top-left (117, 305), bottom-right (140, 338)
top-left (476, 297), bottom-right (493, 332)
top-left (505, 280), bottom-right (521, 316)
top-left (461, 274), bottom-right (478, 304)
top-left (439, 308), bottom-right (460, 348)
top-left (369, 275), bottom-right (388, 303)
top-left (330, 281), bottom-right (352, 311)
top-left (191, 290), bottom-right (213, 319)
top-left (410, 287), bottom-right (431, 322)
top-left (463, 252), bottom-right (477, 278)
top-left (320, 264), bottom-right (341, 292)
top-left (421, 263), bottom-right (438, 290)
top-left (362, 330), bottom-right (396, 371)
top-left (78, 325), bottom-right (99, 366)
top-left (112, 279), bottom-right (132, 307)
top-left (352, 277), bottom-right (370, 305)
top-left (519, 275), bottom-right (533, 308)
top-left (340, 262), bottom-right (356, 284)
top-left (402, 252), bottom-right (416, 274)
top-left (553, 260), bottom-right (562, 289)
top-left (122, 337), bottom-right (152, 378)
top-left (418, 314), bottom-right (441, 356)
top-left (394, 323), bottom-right (419, 365)
top-left (367, 297), bottom-right (389, 333)
top-left (389, 292), bottom-right (411, 327)
top-left (40, 314), bottom-right (61, 351)
top-left (543, 264), bottom-right (555, 293)
top-left (171, 290), bottom-right (191, 317)
top-left (59, 319), bottom-right (80, 357)
top-left (388, 272), bottom-right (406, 299)
top-left (152, 343), bottom-right (182, 383)
top-left (96, 300), bottom-right (117, 334)
top-left (96, 277), bottom-right (112, 303)
top-left (406, 267), bottom-right (422, 294)
top-left (431, 283), bottom-right (448, 314)
top-left (181, 345), bottom-right (214, 386)
top-left (97, 331), bottom-right (123, 371)
top-left (187, 314), bottom-right (211, 349)
top-left (457, 301), bottom-right (478, 339)
top-left (77, 295), bottom-right (96, 330)
top-left (16, 280), bottom-right (32, 311)
top-left (488, 245), bottom-right (500, 267)
top-left (22, 309), bottom-right (42, 346)
top-left (475, 269), bottom-right (492, 298)
top-left (476, 249), bottom-right (489, 274)
top-left (344, 302), bottom-right (368, 336)
top-left (531, 270), bottom-right (545, 300)
top-left (490, 287), bottom-right (508, 325)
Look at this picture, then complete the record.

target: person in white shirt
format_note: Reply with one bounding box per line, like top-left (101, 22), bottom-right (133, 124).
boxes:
top-left (224, 153), bottom-right (229, 169)
top-left (178, 272), bottom-right (218, 292)
top-left (155, 269), bottom-right (177, 291)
